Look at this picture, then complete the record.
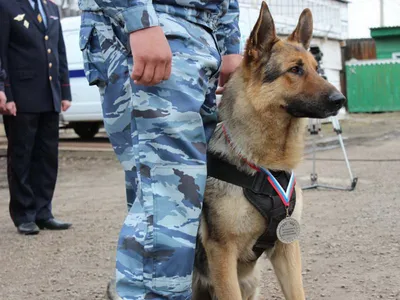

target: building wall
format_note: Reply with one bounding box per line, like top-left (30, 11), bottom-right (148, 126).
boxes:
top-left (239, 0), bottom-right (349, 92)
top-left (311, 38), bottom-right (342, 90)
top-left (375, 38), bottom-right (400, 59)
top-left (238, 0), bottom-right (348, 42)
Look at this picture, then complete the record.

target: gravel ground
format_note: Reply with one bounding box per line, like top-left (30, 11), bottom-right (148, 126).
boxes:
top-left (0, 135), bottom-right (399, 300)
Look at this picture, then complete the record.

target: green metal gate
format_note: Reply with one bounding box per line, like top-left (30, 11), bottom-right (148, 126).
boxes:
top-left (346, 59), bottom-right (400, 112)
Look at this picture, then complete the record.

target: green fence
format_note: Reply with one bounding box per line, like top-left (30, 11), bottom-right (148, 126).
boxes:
top-left (346, 59), bottom-right (400, 112)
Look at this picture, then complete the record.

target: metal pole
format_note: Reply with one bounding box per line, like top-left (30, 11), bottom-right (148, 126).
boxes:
top-left (380, 0), bottom-right (385, 27)
top-left (337, 132), bottom-right (354, 181)
top-left (311, 136), bottom-right (316, 185)
top-left (331, 116), bottom-right (354, 181)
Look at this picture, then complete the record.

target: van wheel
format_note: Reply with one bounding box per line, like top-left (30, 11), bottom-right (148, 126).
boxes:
top-left (72, 122), bottom-right (100, 139)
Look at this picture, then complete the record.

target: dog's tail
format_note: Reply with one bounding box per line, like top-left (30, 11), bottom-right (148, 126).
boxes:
top-left (106, 279), bottom-right (122, 300)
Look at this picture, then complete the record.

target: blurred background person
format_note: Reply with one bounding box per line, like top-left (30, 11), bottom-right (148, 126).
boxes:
top-left (0, 0), bottom-right (72, 235)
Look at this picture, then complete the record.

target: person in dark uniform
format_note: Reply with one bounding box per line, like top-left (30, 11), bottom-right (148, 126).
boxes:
top-left (0, 0), bottom-right (72, 234)
top-left (0, 58), bottom-right (6, 112)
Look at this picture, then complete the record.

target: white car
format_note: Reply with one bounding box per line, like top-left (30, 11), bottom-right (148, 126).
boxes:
top-left (61, 16), bottom-right (103, 139)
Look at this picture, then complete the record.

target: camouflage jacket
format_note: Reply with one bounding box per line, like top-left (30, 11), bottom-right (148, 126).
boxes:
top-left (78, 0), bottom-right (241, 55)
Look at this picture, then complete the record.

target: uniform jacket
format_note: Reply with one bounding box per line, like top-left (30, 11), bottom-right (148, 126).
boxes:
top-left (78, 0), bottom-right (241, 56)
top-left (0, 0), bottom-right (71, 113)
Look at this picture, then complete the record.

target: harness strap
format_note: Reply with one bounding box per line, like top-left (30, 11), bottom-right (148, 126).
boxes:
top-left (207, 151), bottom-right (297, 260)
top-left (207, 152), bottom-right (274, 194)
top-left (245, 190), bottom-right (296, 259)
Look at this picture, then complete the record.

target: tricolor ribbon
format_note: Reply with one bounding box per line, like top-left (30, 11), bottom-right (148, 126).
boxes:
top-left (261, 168), bottom-right (296, 207)
top-left (221, 123), bottom-right (296, 206)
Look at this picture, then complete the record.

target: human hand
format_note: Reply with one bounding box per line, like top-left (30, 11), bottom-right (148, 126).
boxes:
top-left (61, 100), bottom-right (71, 112)
top-left (216, 54), bottom-right (243, 95)
top-left (129, 26), bottom-right (172, 86)
top-left (5, 101), bottom-right (17, 116)
top-left (0, 91), bottom-right (6, 113)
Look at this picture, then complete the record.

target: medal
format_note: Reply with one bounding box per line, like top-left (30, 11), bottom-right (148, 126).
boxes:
top-left (37, 14), bottom-right (43, 23)
top-left (276, 216), bottom-right (301, 244)
top-left (261, 168), bottom-right (300, 244)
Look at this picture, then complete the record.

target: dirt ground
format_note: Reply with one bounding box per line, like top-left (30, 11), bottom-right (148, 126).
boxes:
top-left (0, 134), bottom-right (400, 300)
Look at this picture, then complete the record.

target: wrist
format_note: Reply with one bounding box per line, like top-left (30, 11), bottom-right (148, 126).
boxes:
top-left (129, 26), bottom-right (163, 38)
top-left (122, 5), bottom-right (159, 33)
top-left (223, 54), bottom-right (242, 59)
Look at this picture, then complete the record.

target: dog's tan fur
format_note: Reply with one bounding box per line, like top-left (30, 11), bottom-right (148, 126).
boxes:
top-left (192, 2), bottom-right (344, 300)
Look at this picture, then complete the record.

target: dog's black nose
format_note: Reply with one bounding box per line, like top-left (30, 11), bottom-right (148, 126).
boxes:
top-left (329, 92), bottom-right (346, 107)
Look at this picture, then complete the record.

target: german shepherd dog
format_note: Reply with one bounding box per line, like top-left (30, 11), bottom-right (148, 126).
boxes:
top-left (107, 2), bottom-right (345, 300)
top-left (191, 2), bottom-right (345, 300)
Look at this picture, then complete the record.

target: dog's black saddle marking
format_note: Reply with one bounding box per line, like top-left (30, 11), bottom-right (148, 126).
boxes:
top-left (207, 152), bottom-right (296, 259)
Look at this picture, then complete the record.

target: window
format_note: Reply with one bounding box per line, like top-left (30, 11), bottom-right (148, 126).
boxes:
top-left (392, 52), bottom-right (400, 59)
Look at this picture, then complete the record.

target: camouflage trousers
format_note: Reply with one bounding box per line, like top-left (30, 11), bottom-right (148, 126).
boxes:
top-left (80, 12), bottom-right (221, 299)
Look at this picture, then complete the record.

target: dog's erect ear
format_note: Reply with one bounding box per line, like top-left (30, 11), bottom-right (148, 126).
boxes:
top-left (288, 8), bottom-right (313, 49)
top-left (245, 1), bottom-right (277, 61)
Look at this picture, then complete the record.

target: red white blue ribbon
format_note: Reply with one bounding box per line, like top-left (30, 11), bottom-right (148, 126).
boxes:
top-left (221, 123), bottom-right (296, 206)
top-left (261, 168), bottom-right (296, 207)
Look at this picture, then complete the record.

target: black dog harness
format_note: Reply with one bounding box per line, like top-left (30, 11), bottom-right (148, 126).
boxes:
top-left (207, 152), bottom-right (297, 259)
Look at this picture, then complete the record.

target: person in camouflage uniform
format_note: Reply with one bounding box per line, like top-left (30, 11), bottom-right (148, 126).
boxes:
top-left (78, 0), bottom-right (242, 298)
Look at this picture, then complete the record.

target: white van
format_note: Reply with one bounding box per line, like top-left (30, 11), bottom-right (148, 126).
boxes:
top-left (61, 16), bottom-right (103, 139)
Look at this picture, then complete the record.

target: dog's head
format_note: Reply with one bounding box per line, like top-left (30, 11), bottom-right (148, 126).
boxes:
top-left (242, 2), bottom-right (345, 119)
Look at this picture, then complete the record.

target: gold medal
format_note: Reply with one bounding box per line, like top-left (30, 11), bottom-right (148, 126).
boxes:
top-left (37, 14), bottom-right (43, 23)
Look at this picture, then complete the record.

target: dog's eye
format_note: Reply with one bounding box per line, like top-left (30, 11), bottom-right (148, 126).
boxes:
top-left (290, 66), bottom-right (304, 75)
